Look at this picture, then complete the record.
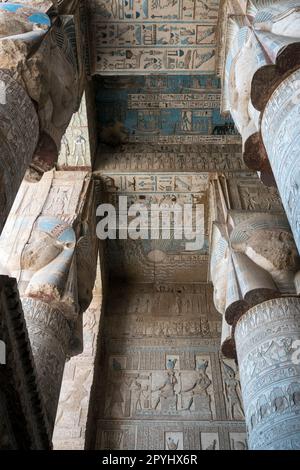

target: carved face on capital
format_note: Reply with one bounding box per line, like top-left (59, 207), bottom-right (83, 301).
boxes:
top-left (254, 4), bottom-right (300, 37)
top-left (244, 230), bottom-right (300, 274)
top-left (22, 230), bottom-right (62, 271)
top-left (21, 217), bottom-right (75, 272)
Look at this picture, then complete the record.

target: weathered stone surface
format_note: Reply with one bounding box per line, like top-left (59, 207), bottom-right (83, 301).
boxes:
top-left (0, 69), bottom-right (39, 232)
top-left (261, 68), bottom-right (300, 254)
top-left (85, 283), bottom-right (246, 450)
top-left (210, 176), bottom-right (299, 326)
top-left (235, 297), bottom-right (300, 450)
top-left (0, 275), bottom-right (50, 449)
top-left (0, 0), bottom-right (86, 179)
top-left (219, 1), bottom-right (300, 183)
top-left (53, 269), bottom-right (102, 449)
top-left (0, 170), bottom-right (98, 432)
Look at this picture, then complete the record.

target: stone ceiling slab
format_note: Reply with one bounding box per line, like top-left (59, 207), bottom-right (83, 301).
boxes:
top-left (89, 0), bottom-right (220, 74)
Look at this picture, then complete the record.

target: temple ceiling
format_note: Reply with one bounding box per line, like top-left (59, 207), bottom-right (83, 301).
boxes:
top-left (87, 1), bottom-right (242, 285)
top-left (89, 0), bottom-right (220, 75)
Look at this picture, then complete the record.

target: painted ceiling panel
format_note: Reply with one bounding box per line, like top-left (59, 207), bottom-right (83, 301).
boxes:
top-left (95, 75), bottom-right (239, 146)
top-left (90, 0), bottom-right (220, 74)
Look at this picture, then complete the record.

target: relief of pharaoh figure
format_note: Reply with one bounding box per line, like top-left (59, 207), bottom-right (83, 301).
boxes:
top-left (152, 359), bottom-right (179, 411)
top-left (222, 360), bottom-right (244, 420)
top-left (183, 360), bottom-right (212, 413)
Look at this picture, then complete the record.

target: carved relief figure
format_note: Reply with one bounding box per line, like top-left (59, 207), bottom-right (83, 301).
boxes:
top-left (221, 360), bottom-right (244, 420)
top-left (152, 368), bottom-right (178, 411)
top-left (183, 360), bottom-right (212, 413)
top-left (105, 372), bottom-right (125, 417)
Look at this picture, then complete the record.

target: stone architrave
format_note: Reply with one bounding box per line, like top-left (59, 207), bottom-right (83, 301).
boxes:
top-left (58, 91), bottom-right (94, 169)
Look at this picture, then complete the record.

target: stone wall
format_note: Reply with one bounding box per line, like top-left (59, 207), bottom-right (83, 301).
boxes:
top-left (53, 269), bottom-right (103, 449)
top-left (90, 283), bottom-right (247, 450)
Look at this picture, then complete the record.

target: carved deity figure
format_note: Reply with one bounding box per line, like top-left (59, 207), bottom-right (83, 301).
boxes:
top-left (73, 135), bottom-right (87, 166)
top-left (152, 369), bottom-right (178, 410)
top-left (222, 361), bottom-right (244, 420)
top-left (166, 437), bottom-right (179, 450)
top-left (184, 360), bottom-right (212, 411)
top-left (211, 211), bottom-right (300, 323)
top-left (222, 0), bottom-right (300, 155)
top-left (105, 372), bottom-right (125, 417)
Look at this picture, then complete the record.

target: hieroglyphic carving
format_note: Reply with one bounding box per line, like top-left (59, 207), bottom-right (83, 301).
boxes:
top-left (230, 432), bottom-right (248, 450)
top-left (95, 420), bottom-right (247, 450)
top-left (91, 282), bottom-right (246, 450)
top-left (235, 297), bottom-right (300, 450)
top-left (105, 283), bottom-right (221, 338)
top-left (96, 144), bottom-right (246, 172)
top-left (53, 273), bottom-right (103, 449)
top-left (226, 175), bottom-right (283, 212)
top-left (0, 70), bottom-right (39, 232)
top-left (96, 75), bottom-right (240, 146)
top-left (58, 86), bottom-right (98, 169)
top-left (90, 0), bottom-right (219, 74)
top-left (96, 170), bottom-right (210, 283)
top-left (0, 275), bottom-right (51, 449)
top-left (261, 68), bottom-right (300, 254)
top-left (221, 358), bottom-right (244, 420)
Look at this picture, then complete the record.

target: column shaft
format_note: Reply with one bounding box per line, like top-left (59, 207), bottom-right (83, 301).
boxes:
top-left (261, 68), bottom-right (300, 253)
top-left (23, 298), bottom-right (72, 431)
top-left (235, 297), bottom-right (300, 450)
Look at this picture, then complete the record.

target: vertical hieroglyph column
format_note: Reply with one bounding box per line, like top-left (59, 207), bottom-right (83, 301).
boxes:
top-left (0, 170), bottom-right (98, 434)
top-left (261, 69), bottom-right (300, 253)
top-left (235, 298), bottom-right (300, 450)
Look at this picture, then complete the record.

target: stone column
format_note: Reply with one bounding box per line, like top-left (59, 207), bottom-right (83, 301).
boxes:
top-left (0, 1), bottom-right (85, 230)
top-left (261, 69), bottom-right (300, 253)
top-left (0, 71), bottom-right (39, 232)
top-left (218, 1), bottom-right (300, 249)
top-left (235, 298), bottom-right (300, 450)
top-left (22, 299), bottom-right (73, 431)
top-left (210, 189), bottom-right (300, 448)
top-left (0, 170), bottom-right (98, 434)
